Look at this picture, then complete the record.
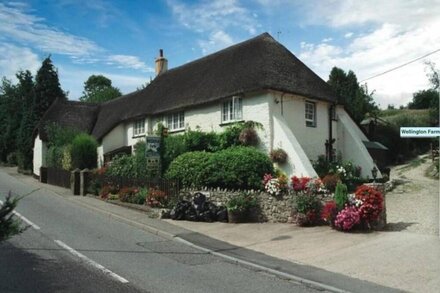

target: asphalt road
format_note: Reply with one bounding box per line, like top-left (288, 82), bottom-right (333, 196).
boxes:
top-left (0, 169), bottom-right (321, 293)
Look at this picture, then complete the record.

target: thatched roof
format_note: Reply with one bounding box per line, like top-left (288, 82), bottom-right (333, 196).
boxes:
top-left (34, 99), bottom-right (99, 141)
top-left (91, 32), bottom-right (337, 140)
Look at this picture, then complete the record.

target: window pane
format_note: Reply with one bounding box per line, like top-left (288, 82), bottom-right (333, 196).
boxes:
top-left (179, 112), bottom-right (184, 128)
top-left (234, 97), bottom-right (242, 120)
top-left (229, 100), bottom-right (233, 120)
top-left (173, 114), bottom-right (178, 129)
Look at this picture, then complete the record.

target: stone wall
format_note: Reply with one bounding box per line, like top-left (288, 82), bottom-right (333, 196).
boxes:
top-left (179, 188), bottom-right (295, 223)
top-left (180, 182), bottom-right (387, 227)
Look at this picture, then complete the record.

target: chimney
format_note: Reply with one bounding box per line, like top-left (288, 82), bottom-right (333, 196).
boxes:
top-left (155, 49), bottom-right (168, 76)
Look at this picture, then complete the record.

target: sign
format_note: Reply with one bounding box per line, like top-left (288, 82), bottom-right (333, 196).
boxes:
top-left (146, 136), bottom-right (161, 173)
top-left (400, 127), bottom-right (440, 138)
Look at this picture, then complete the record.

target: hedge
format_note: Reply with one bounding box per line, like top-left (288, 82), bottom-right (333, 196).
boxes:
top-left (166, 146), bottom-right (273, 190)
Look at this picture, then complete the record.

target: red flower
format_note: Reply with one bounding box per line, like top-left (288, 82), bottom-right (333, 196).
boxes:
top-left (321, 201), bottom-right (337, 223)
top-left (291, 176), bottom-right (311, 192)
top-left (355, 185), bottom-right (383, 222)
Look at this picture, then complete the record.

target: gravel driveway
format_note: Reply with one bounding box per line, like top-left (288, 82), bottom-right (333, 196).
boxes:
top-left (386, 155), bottom-right (439, 236)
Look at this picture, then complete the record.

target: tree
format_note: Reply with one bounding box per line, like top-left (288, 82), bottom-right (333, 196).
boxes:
top-left (327, 67), bottom-right (378, 123)
top-left (408, 89), bottom-right (439, 109)
top-left (34, 56), bottom-right (66, 120)
top-left (15, 71), bottom-right (36, 170)
top-left (80, 75), bottom-right (121, 103)
top-left (0, 78), bottom-right (19, 162)
top-left (0, 192), bottom-right (25, 242)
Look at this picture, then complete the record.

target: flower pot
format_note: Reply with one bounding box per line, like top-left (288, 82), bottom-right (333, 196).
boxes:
top-left (228, 210), bottom-right (249, 223)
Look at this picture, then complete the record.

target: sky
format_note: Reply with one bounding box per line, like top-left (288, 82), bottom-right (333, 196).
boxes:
top-left (0, 0), bottom-right (439, 108)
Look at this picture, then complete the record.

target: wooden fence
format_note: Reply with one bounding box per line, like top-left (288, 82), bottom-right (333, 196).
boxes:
top-left (46, 167), bottom-right (71, 189)
top-left (93, 174), bottom-right (180, 198)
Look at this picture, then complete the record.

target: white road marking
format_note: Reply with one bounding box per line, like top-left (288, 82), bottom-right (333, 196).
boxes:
top-left (0, 199), bottom-right (41, 230)
top-left (54, 240), bottom-right (129, 284)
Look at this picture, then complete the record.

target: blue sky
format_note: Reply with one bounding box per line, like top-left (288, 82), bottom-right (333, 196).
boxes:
top-left (1, 0), bottom-right (439, 107)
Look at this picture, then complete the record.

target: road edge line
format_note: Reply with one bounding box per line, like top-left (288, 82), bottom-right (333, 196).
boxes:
top-left (173, 237), bottom-right (351, 293)
top-left (54, 239), bottom-right (129, 284)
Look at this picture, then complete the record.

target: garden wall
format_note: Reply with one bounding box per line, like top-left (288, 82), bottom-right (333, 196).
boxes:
top-left (180, 182), bottom-right (387, 225)
top-left (179, 188), bottom-right (296, 223)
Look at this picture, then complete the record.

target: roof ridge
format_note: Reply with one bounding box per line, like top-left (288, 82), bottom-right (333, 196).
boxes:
top-left (159, 32), bottom-right (274, 77)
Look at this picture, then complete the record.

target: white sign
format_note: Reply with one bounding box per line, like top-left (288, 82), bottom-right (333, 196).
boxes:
top-left (400, 127), bottom-right (440, 138)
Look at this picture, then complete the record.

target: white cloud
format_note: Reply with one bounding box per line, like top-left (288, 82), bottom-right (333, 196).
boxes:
top-left (167, 0), bottom-right (259, 53)
top-left (0, 3), bottom-right (101, 57)
top-left (107, 55), bottom-right (155, 72)
top-left (321, 37), bottom-right (333, 43)
top-left (198, 31), bottom-right (234, 55)
top-left (294, 1), bottom-right (440, 108)
top-left (0, 44), bottom-right (40, 80)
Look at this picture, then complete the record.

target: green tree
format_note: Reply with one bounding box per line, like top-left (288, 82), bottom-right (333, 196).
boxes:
top-left (15, 71), bottom-right (36, 170)
top-left (408, 89), bottom-right (439, 109)
top-left (327, 67), bottom-right (378, 122)
top-left (79, 75), bottom-right (121, 103)
top-left (0, 192), bottom-right (26, 242)
top-left (0, 78), bottom-right (19, 161)
top-left (34, 56), bottom-right (66, 120)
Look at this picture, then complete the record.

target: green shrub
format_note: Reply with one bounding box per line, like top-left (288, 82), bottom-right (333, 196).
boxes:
top-left (61, 145), bottom-right (72, 171)
top-left (163, 135), bottom-right (188, 172)
top-left (0, 192), bottom-right (26, 241)
top-left (106, 141), bottom-right (155, 179)
top-left (166, 147), bottom-right (273, 190)
top-left (46, 146), bottom-right (63, 168)
top-left (70, 134), bottom-right (98, 170)
top-left (203, 146), bottom-right (273, 190)
top-left (165, 151), bottom-right (213, 188)
top-left (184, 129), bottom-right (219, 152)
top-left (334, 182), bottom-right (348, 210)
top-left (226, 193), bottom-right (258, 212)
top-left (294, 194), bottom-right (322, 215)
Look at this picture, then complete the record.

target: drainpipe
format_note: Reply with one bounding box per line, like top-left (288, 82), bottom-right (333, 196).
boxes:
top-left (326, 104), bottom-right (335, 162)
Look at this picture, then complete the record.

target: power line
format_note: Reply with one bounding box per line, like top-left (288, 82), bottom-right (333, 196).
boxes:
top-left (359, 48), bottom-right (440, 83)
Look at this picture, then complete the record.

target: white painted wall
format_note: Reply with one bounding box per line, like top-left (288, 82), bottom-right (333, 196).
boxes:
top-left (271, 92), bottom-right (332, 162)
top-left (150, 92), bottom-right (272, 153)
top-left (272, 115), bottom-right (318, 177)
top-left (33, 134), bottom-right (47, 176)
top-left (336, 107), bottom-right (382, 178)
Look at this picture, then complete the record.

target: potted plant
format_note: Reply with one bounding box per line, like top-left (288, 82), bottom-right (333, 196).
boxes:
top-left (226, 193), bottom-right (258, 223)
top-left (270, 148), bottom-right (288, 164)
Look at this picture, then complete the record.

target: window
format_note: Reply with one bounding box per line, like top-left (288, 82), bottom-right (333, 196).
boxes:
top-left (166, 111), bottom-right (185, 131)
top-left (133, 119), bottom-right (145, 136)
top-left (305, 101), bottom-right (316, 127)
top-left (222, 96), bottom-right (242, 123)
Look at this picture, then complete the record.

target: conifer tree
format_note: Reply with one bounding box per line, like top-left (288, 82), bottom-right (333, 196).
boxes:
top-left (34, 56), bottom-right (66, 120)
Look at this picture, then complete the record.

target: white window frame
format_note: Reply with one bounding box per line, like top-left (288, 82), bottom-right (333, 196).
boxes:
top-left (133, 119), bottom-right (145, 136)
top-left (305, 101), bottom-right (316, 127)
top-left (222, 96), bottom-right (243, 123)
top-left (166, 111), bottom-right (185, 131)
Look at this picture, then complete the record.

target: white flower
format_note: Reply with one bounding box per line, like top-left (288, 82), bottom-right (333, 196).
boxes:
top-left (265, 178), bottom-right (281, 196)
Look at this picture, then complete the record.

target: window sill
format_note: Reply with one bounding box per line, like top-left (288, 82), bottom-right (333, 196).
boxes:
top-left (132, 134), bottom-right (146, 139)
top-left (305, 124), bottom-right (317, 128)
top-left (168, 128), bottom-right (185, 134)
top-left (219, 120), bottom-right (244, 127)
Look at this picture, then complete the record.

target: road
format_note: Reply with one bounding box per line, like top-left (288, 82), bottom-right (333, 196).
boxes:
top-left (0, 169), bottom-right (322, 293)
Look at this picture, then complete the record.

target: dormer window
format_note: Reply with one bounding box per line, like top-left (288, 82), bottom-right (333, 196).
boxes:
top-left (133, 119), bottom-right (145, 136)
top-left (222, 96), bottom-right (242, 123)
